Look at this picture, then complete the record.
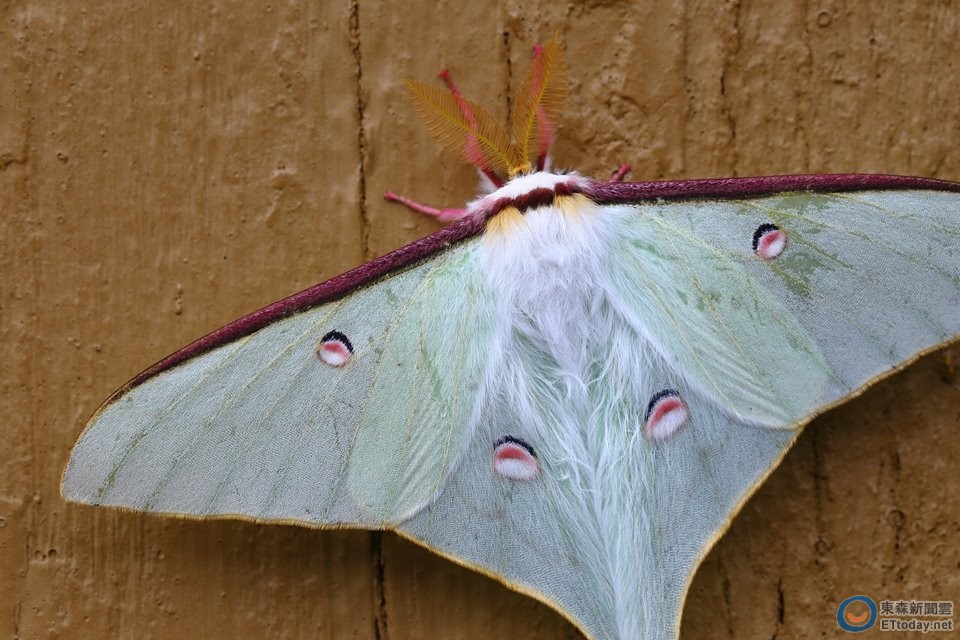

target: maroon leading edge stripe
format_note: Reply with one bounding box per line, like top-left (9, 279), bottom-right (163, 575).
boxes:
top-left (123, 173), bottom-right (960, 391)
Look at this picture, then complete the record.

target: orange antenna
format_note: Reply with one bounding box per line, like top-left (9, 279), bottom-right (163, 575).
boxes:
top-left (405, 80), bottom-right (517, 180)
top-left (439, 69), bottom-right (505, 188)
top-left (404, 35), bottom-right (567, 180)
top-left (511, 34), bottom-right (567, 174)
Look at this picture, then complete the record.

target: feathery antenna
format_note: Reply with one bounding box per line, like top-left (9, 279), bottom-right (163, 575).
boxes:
top-left (403, 35), bottom-right (567, 183)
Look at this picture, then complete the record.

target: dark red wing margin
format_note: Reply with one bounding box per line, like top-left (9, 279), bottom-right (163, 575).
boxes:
top-left (125, 172), bottom-right (960, 391)
top-left (124, 214), bottom-right (486, 390)
top-left (583, 173), bottom-right (960, 203)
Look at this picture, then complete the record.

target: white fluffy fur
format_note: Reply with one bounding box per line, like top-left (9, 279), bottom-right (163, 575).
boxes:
top-left (476, 195), bottom-right (706, 638)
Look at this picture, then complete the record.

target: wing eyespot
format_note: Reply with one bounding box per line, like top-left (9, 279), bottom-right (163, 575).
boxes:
top-left (493, 436), bottom-right (540, 481)
top-left (317, 330), bottom-right (354, 367)
top-left (644, 389), bottom-right (689, 441)
top-left (752, 223), bottom-right (787, 260)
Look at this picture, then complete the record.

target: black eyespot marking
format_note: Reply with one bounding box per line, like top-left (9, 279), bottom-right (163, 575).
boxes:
top-left (752, 223), bottom-right (778, 251)
top-left (493, 435), bottom-right (536, 458)
top-left (752, 223), bottom-right (787, 259)
top-left (644, 389), bottom-right (680, 421)
top-left (321, 330), bottom-right (353, 352)
top-left (317, 330), bottom-right (353, 367)
top-left (644, 388), bottom-right (689, 441)
top-left (493, 435), bottom-right (539, 481)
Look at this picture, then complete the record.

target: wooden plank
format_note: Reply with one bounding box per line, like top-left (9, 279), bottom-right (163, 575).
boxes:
top-left (1, 1), bottom-right (957, 638)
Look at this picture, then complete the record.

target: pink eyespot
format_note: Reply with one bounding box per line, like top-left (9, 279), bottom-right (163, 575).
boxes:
top-left (753, 223), bottom-right (787, 260)
top-left (493, 436), bottom-right (539, 481)
top-left (317, 330), bottom-right (353, 367)
top-left (644, 389), bottom-right (689, 441)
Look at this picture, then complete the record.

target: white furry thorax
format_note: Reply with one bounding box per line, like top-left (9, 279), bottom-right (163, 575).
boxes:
top-left (475, 188), bottom-right (671, 638)
top-left (473, 173), bottom-right (633, 415)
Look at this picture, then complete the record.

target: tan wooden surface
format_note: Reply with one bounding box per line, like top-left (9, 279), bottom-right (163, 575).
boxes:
top-left (2, 2), bottom-right (958, 638)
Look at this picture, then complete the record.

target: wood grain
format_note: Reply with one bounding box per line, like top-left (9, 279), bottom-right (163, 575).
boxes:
top-left (2, 2), bottom-right (958, 638)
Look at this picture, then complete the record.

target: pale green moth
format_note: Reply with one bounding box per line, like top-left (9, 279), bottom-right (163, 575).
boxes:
top-left (62, 38), bottom-right (960, 639)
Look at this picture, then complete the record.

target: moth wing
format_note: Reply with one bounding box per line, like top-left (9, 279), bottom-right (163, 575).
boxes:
top-left (62, 240), bottom-right (494, 526)
top-left (397, 352), bottom-right (800, 639)
top-left (607, 188), bottom-right (960, 428)
top-left (404, 187), bottom-right (959, 639)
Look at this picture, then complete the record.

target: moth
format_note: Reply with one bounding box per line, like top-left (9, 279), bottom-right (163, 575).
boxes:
top-left (62, 37), bottom-right (960, 639)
